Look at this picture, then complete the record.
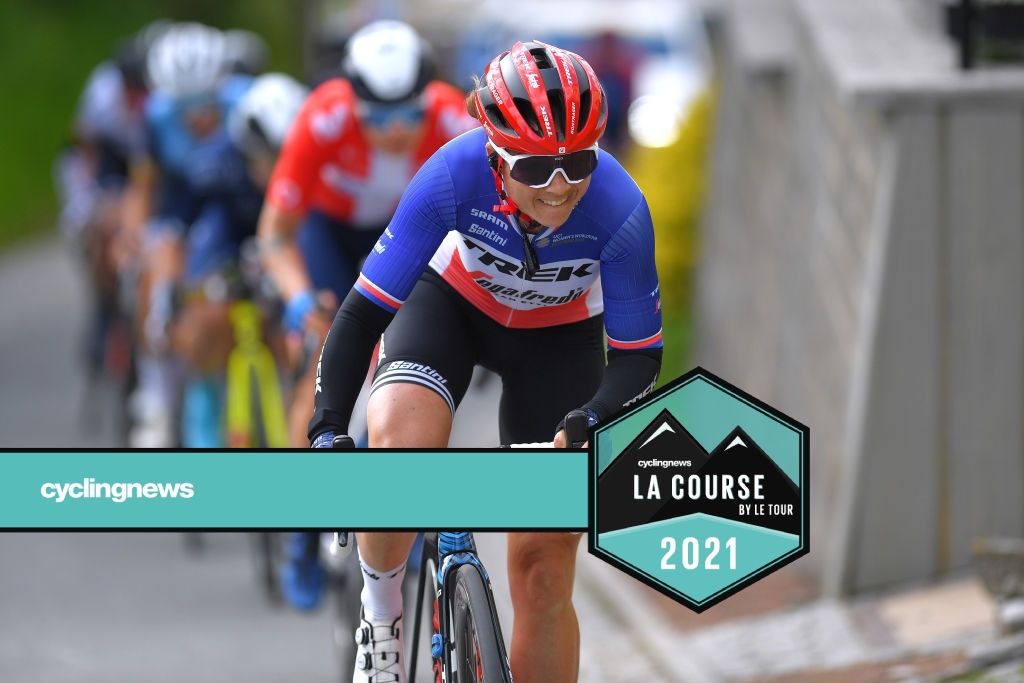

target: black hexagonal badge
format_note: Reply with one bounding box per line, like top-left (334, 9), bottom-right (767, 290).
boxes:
top-left (589, 367), bottom-right (809, 612)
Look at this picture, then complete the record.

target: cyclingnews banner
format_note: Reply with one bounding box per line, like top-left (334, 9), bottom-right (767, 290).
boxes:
top-left (0, 449), bottom-right (586, 529)
top-left (0, 369), bottom-right (808, 611)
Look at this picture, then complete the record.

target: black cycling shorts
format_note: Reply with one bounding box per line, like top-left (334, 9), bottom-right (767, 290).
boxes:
top-left (370, 269), bottom-right (604, 444)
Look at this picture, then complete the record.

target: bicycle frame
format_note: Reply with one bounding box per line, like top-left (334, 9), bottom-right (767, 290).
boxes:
top-left (224, 298), bottom-right (289, 448)
top-left (409, 531), bottom-right (512, 683)
top-left (393, 411), bottom-right (590, 682)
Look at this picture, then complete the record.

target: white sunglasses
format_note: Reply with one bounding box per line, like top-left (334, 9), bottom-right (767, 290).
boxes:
top-left (490, 142), bottom-right (600, 188)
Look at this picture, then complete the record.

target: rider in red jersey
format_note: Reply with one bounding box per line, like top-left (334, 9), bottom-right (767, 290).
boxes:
top-left (257, 20), bottom-right (476, 448)
top-left (258, 21), bottom-right (476, 613)
top-left (265, 75), bottom-right (472, 230)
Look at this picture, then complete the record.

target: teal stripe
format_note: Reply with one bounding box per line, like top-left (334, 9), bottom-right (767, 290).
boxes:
top-left (0, 451), bottom-right (586, 528)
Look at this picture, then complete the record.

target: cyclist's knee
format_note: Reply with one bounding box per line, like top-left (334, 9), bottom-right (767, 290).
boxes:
top-left (366, 382), bottom-right (452, 448)
top-left (146, 234), bottom-right (184, 281)
top-left (507, 533), bottom-right (580, 614)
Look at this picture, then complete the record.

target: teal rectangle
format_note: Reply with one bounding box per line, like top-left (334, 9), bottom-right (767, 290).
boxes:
top-left (0, 451), bottom-right (587, 529)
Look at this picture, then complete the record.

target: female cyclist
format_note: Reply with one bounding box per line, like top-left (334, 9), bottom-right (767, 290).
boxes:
top-left (310, 41), bottom-right (663, 683)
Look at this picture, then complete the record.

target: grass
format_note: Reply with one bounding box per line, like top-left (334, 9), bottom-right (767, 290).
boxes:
top-left (0, 0), bottom-right (302, 249)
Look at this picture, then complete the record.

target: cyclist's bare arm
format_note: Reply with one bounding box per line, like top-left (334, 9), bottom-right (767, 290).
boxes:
top-left (258, 83), bottom-right (345, 304)
top-left (256, 202), bottom-right (313, 303)
top-left (117, 158), bottom-right (156, 264)
top-left (122, 159), bottom-right (154, 231)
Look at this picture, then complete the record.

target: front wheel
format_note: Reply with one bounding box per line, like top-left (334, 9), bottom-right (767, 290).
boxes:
top-left (449, 565), bottom-right (512, 683)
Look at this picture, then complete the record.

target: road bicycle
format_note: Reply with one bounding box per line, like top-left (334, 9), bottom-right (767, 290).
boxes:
top-left (219, 250), bottom-right (368, 680)
top-left (204, 242), bottom-right (293, 598)
top-left (330, 410), bottom-right (589, 683)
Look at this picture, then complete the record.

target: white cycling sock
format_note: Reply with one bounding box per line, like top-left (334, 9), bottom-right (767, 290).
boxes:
top-left (135, 355), bottom-right (173, 412)
top-left (358, 551), bottom-right (407, 622)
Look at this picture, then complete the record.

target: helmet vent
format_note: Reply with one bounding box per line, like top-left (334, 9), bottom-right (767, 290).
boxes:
top-left (578, 88), bottom-right (592, 132)
top-left (547, 89), bottom-right (566, 142)
top-left (513, 98), bottom-right (543, 137)
top-left (529, 47), bottom-right (553, 70)
top-left (484, 103), bottom-right (512, 134)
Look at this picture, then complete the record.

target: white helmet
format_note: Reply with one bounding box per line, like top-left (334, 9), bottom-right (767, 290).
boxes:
top-left (146, 22), bottom-right (227, 98)
top-left (342, 20), bottom-right (433, 103)
top-left (229, 73), bottom-right (308, 157)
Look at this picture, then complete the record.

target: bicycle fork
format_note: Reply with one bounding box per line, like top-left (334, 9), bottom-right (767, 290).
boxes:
top-left (411, 532), bottom-right (511, 683)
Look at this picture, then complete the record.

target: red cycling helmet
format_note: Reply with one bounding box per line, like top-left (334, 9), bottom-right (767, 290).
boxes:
top-left (473, 41), bottom-right (607, 155)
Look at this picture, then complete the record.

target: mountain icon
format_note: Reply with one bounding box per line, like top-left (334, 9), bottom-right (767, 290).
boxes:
top-left (597, 409), bottom-right (710, 533)
top-left (648, 426), bottom-right (801, 535)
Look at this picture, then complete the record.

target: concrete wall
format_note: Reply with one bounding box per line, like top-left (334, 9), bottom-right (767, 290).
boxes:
top-left (695, 0), bottom-right (1024, 594)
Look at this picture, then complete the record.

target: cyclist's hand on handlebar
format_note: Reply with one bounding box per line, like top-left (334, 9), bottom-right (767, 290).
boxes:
top-left (285, 289), bottom-right (338, 369)
top-left (284, 289), bottom-right (337, 337)
top-left (552, 430), bottom-right (573, 449)
top-left (303, 290), bottom-right (338, 339)
top-left (552, 430), bottom-right (589, 449)
top-left (311, 431), bottom-right (355, 449)
top-left (554, 409), bottom-right (592, 448)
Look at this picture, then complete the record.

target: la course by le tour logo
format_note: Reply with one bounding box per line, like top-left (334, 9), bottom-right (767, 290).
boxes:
top-left (588, 367), bottom-right (809, 612)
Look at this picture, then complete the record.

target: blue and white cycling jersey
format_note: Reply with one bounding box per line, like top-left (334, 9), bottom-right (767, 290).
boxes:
top-left (145, 77), bottom-right (264, 281)
top-left (74, 61), bottom-right (147, 161)
top-left (181, 126), bottom-right (264, 283)
top-left (142, 75), bottom-right (252, 180)
top-left (355, 127), bottom-right (662, 351)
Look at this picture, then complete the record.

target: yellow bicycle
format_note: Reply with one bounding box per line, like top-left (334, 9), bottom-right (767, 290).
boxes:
top-left (225, 297), bottom-right (289, 448)
top-left (219, 248), bottom-right (294, 602)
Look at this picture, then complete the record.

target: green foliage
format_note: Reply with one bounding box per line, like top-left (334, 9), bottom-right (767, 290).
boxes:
top-left (0, 0), bottom-right (302, 248)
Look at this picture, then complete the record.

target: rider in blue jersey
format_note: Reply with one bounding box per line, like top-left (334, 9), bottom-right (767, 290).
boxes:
top-left (173, 73), bottom-right (307, 449)
top-left (140, 66), bottom-right (253, 239)
top-left (354, 125), bottom-right (661, 350)
top-left (310, 41), bottom-right (662, 683)
top-left (121, 22), bottom-right (253, 448)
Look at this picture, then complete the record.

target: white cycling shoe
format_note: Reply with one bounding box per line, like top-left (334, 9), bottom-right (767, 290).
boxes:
top-left (127, 388), bottom-right (175, 449)
top-left (353, 609), bottom-right (407, 683)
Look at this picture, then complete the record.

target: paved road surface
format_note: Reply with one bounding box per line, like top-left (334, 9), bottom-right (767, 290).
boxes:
top-left (0, 239), bottom-right (676, 682)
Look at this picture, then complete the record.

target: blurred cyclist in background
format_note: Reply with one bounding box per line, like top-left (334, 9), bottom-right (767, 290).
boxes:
top-left (55, 21), bottom-right (167, 412)
top-left (171, 72), bottom-right (308, 448)
top-left (120, 22), bottom-right (253, 447)
top-left (257, 19), bottom-right (476, 612)
top-left (258, 19), bottom-right (476, 451)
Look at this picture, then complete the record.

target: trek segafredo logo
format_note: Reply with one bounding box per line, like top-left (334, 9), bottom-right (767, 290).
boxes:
top-left (462, 239), bottom-right (594, 281)
top-left (472, 279), bottom-right (587, 306)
